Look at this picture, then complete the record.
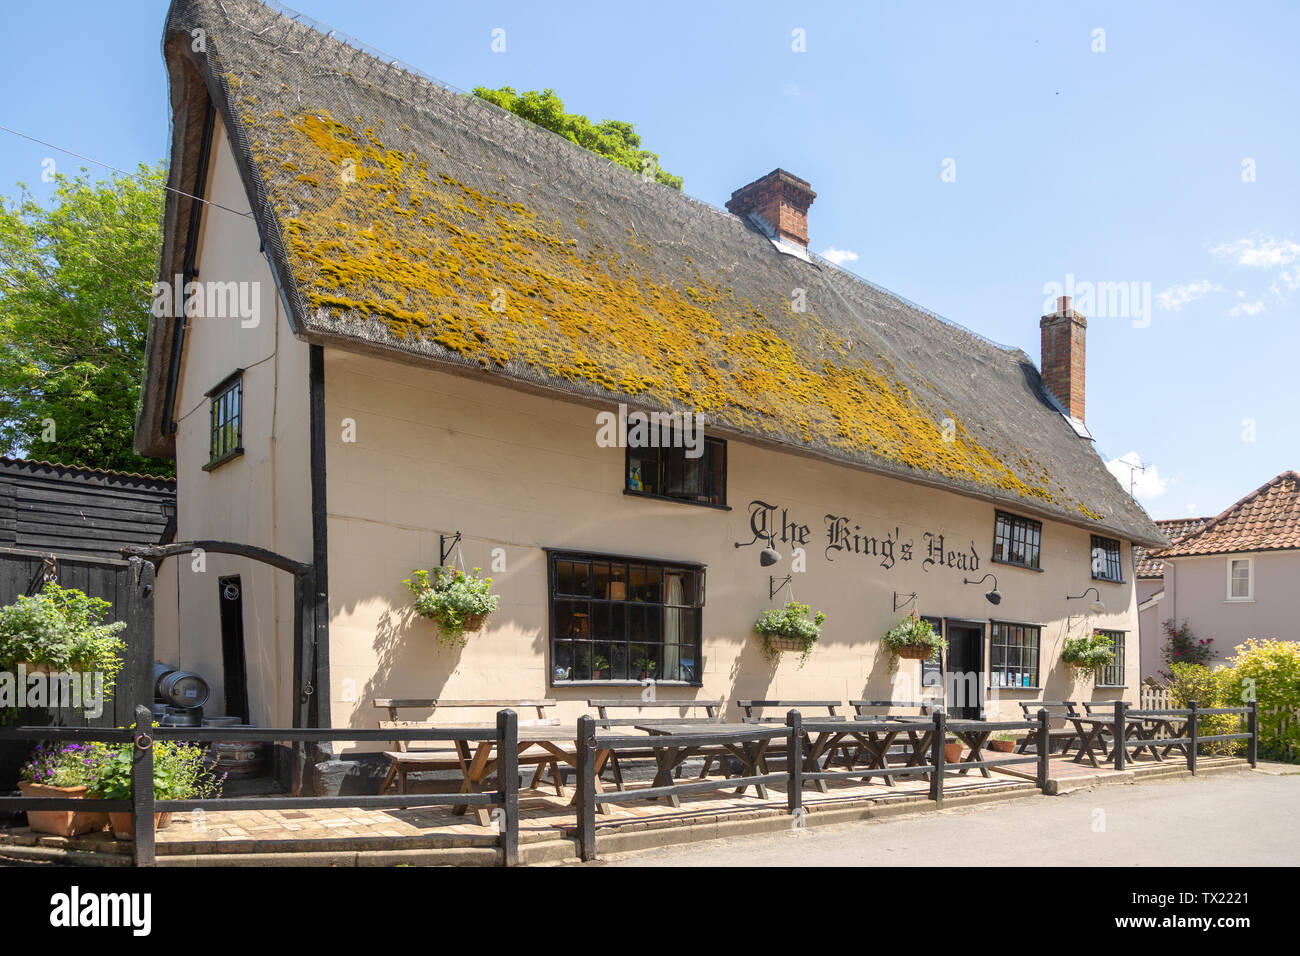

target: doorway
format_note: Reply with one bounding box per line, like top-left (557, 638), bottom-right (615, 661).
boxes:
top-left (218, 575), bottom-right (249, 722)
top-left (944, 622), bottom-right (985, 719)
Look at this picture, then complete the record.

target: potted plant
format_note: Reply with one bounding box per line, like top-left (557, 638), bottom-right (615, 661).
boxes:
top-left (0, 583), bottom-right (127, 687)
top-left (590, 654), bottom-right (609, 680)
top-left (404, 567), bottom-right (501, 647)
top-left (881, 613), bottom-right (946, 662)
top-left (1062, 632), bottom-right (1115, 678)
top-left (88, 737), bottom-right (224, 839)
top-left (944, 738), bottom-right (966, 763)
top-left (987, 733), bottom-right (1018, 753)
top-left (16, 743), bottom-right (108, 836)
top-left (633, 657), bottom-right (657, 681)
top-left (753, 602), bottom-right (827, 666)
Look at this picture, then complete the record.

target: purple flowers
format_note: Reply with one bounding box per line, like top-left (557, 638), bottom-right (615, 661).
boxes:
top-left (19, 741), bottom-right (103, 788)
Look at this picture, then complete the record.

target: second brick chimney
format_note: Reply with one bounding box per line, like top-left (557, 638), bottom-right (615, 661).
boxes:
top-left (1040, 295), bottom-right (1087, 422)
top-left (725, 169), bottom-right (816, 248)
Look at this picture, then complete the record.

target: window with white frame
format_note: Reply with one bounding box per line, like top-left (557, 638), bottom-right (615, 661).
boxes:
top-left (1227, 557), bottom-right (1253, 601)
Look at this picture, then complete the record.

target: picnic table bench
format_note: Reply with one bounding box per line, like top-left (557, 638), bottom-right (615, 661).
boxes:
top-left (1066, 708), bottom-right (1187, 767)
top-left (587, 698), bottom-right (725, 789)
top-left (737, 699), bottom-right (847, 792)
top-left (374, 698), bottom-right (574, 822)
top-left (1013, 701), bottom-right (1082, 755)
top-left (633, 722), bottom-right (786, 804)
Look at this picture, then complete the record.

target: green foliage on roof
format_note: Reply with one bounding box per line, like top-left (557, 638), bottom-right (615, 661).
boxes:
top-left (472, 86), bottom-right (683, 191)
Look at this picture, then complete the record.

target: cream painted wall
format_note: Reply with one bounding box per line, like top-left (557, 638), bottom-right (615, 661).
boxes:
top-left (157, 114), bottom-right (312, 726)
top-left (322, 348), bottom-right (1142, 743)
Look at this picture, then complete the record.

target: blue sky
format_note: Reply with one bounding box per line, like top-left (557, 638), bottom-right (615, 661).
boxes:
top-left (1, 0), bottom-right (1296, 521)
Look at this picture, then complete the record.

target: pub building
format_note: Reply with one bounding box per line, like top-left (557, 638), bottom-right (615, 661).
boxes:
top-left (135, 0), bottom-right (1166, 783)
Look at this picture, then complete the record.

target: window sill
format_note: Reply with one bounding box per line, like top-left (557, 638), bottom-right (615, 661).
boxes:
top-left (202, 448), bottom-right (244, 472)
top-left (990, 558), bottom-right (1043, 573)
top-left (1094, 685), bottom-right (1128, 690)
top-left (1224, 598), bottom-right (1255, 604)
top-left (988, 686), bottom-right (1042, 693)
top-left (622, 489), bottom-right (730, 511)
top-left (1091, 576), bottom-right (1125, 585)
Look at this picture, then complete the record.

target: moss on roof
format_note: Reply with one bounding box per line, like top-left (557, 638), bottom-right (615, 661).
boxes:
top-left (241, 105), bottom-right (1053, 502)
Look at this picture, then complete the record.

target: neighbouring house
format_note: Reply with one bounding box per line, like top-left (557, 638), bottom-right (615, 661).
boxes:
top-left (133, 0), bottom-right (1164, 785)
top-left (1139, 471), bottom-right (1300, 677)
top-left (1135, 517), bottom-right (1207, 677)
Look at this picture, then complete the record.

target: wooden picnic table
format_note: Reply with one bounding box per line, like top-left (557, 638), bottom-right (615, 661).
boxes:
top-left (834, 717), bottom-right (937, 786)
top-left (1063, 714), bottom-right (1176, 768)
top-left (634, 722), bottom-right (785, 805)
top-left (432, 723), bottom-right (612, 825)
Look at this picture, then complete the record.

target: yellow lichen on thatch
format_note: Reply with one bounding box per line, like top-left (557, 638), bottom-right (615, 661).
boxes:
top-left (242, 107), bottom-right (1055, 503)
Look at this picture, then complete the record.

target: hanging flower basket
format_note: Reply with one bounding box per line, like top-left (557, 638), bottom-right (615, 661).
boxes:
top-left (1062, 632), bottom-right (1116, 677)
top-left (881, 613), bottom-right (946, 664)
top-left (404, 567), bottom-right (501, 647)
top-left (753, 602), bottom-right (827, 666)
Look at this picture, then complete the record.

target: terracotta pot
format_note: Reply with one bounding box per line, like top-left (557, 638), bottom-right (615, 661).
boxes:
top-left (462, 613), bottom-right (486, 633)
top-left (944, 741), bottom-right (965, 763)
top-left (108, 811), bottom-right (173, 840)
top-left (989, 740), bottom-right (1016, 753)
top-left (896, 644), bottom-right (933, 660)
top-left (18, 781), bottom-right (109, 837)
top-left (765, 635), bottom-right (807, 653)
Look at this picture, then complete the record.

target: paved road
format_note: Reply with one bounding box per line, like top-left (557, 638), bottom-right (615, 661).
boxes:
top-left (599, 770), bottom-right (1300, 867)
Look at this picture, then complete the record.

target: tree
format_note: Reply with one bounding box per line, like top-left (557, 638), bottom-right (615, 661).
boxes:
top-left (473, 86), bottom-right (683, 190)
top-left (0, 163), bottom-right (170, 475)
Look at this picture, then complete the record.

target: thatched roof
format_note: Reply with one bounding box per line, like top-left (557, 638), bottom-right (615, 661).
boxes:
top-left (138, 0), bottom-right (1166, 547)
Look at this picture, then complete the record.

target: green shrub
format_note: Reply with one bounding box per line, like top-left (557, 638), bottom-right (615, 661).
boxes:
top-left (1166, 662), bottom-right (1243, 756)
top-left (87, 738), bottom-right (224, 801)
top-left (1160, 618), bottom-right (1215, 674)
top-left (1227, 638), bottom-right (1300, 762)
top-left (0, 582), bottom-right (126, 681)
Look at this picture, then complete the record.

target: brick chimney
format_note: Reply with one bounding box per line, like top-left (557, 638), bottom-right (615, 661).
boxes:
top-left (1040, 295), bottom-right (1087, 421)
top-left (725, 169), bottom-right (816, 247)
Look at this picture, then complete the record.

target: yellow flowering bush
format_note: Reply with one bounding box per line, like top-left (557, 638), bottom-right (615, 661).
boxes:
top-left (1227, 639), bottom-right (1300, 761)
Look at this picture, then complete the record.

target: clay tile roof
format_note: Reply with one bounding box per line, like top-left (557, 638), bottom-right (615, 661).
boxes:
top-left (139, 0), bottom-right (1167, 548)
top-left (1154, 471), bottom-right (1300, 559)
top-left (1134, 517), bottom-right (1208, 577)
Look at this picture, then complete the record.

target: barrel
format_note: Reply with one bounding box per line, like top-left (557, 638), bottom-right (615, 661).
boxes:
top-left (201, 716), bottom-right (241, 727)
top-left (156, 668), bottom-right (211, 709)
top-left (161, 706), bottom-right (202, 727)
top-left (209, 734), bottom-right (267, 779)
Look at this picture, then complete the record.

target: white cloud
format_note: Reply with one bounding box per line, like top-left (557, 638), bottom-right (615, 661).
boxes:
top-left (1106, 451), bottom-right (1167, 501)
top-left (1155, 279), bottom-right (1222, 311)
top-left (1210, 235), bottom-right (1300, 269)
top-left (1229, 299), bottom-right (1265, 317)
top-left (820, 246), bottom-right (859, 266)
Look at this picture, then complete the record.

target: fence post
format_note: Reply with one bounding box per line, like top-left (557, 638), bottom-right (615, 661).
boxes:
top-left (131, 704), bottom-right (155, 867)
top-left (1113, 700), bottom-right (1126, 771)
top-left (496, 709), bottom-right (519, 866)
top-left (1248, 700), bottom-right (1258, 768)
top-left (1187, 700), bottom-right (1198, 775)
top-left (929, 710), bottom-right (946, 807)
top-left (576, 714), bottom-right (597, 862)
top-left (786, 709), bottom-right (803, 816)
top-left (1036, 709), bottom-right (1050, 791)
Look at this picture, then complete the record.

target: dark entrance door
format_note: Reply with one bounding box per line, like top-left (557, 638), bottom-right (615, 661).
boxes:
top-left (218, 575), bottom-right (249, 722)
top-left (945, 623), bottom-right (984, 719)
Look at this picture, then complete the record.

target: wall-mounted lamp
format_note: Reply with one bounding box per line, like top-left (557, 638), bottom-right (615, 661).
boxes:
top-left (159, 501), bottom-right (176, 521)
top-left (963, 573), bottom-right (1002, 605)
top-left (770, 574), bottom-right (793, 600)
top-left (1066, 587), bottom-right (1106, 615)
top-left (736, 532), bottom-right (783, 567)
top-left (893, 591), bottom-right (918, 612)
